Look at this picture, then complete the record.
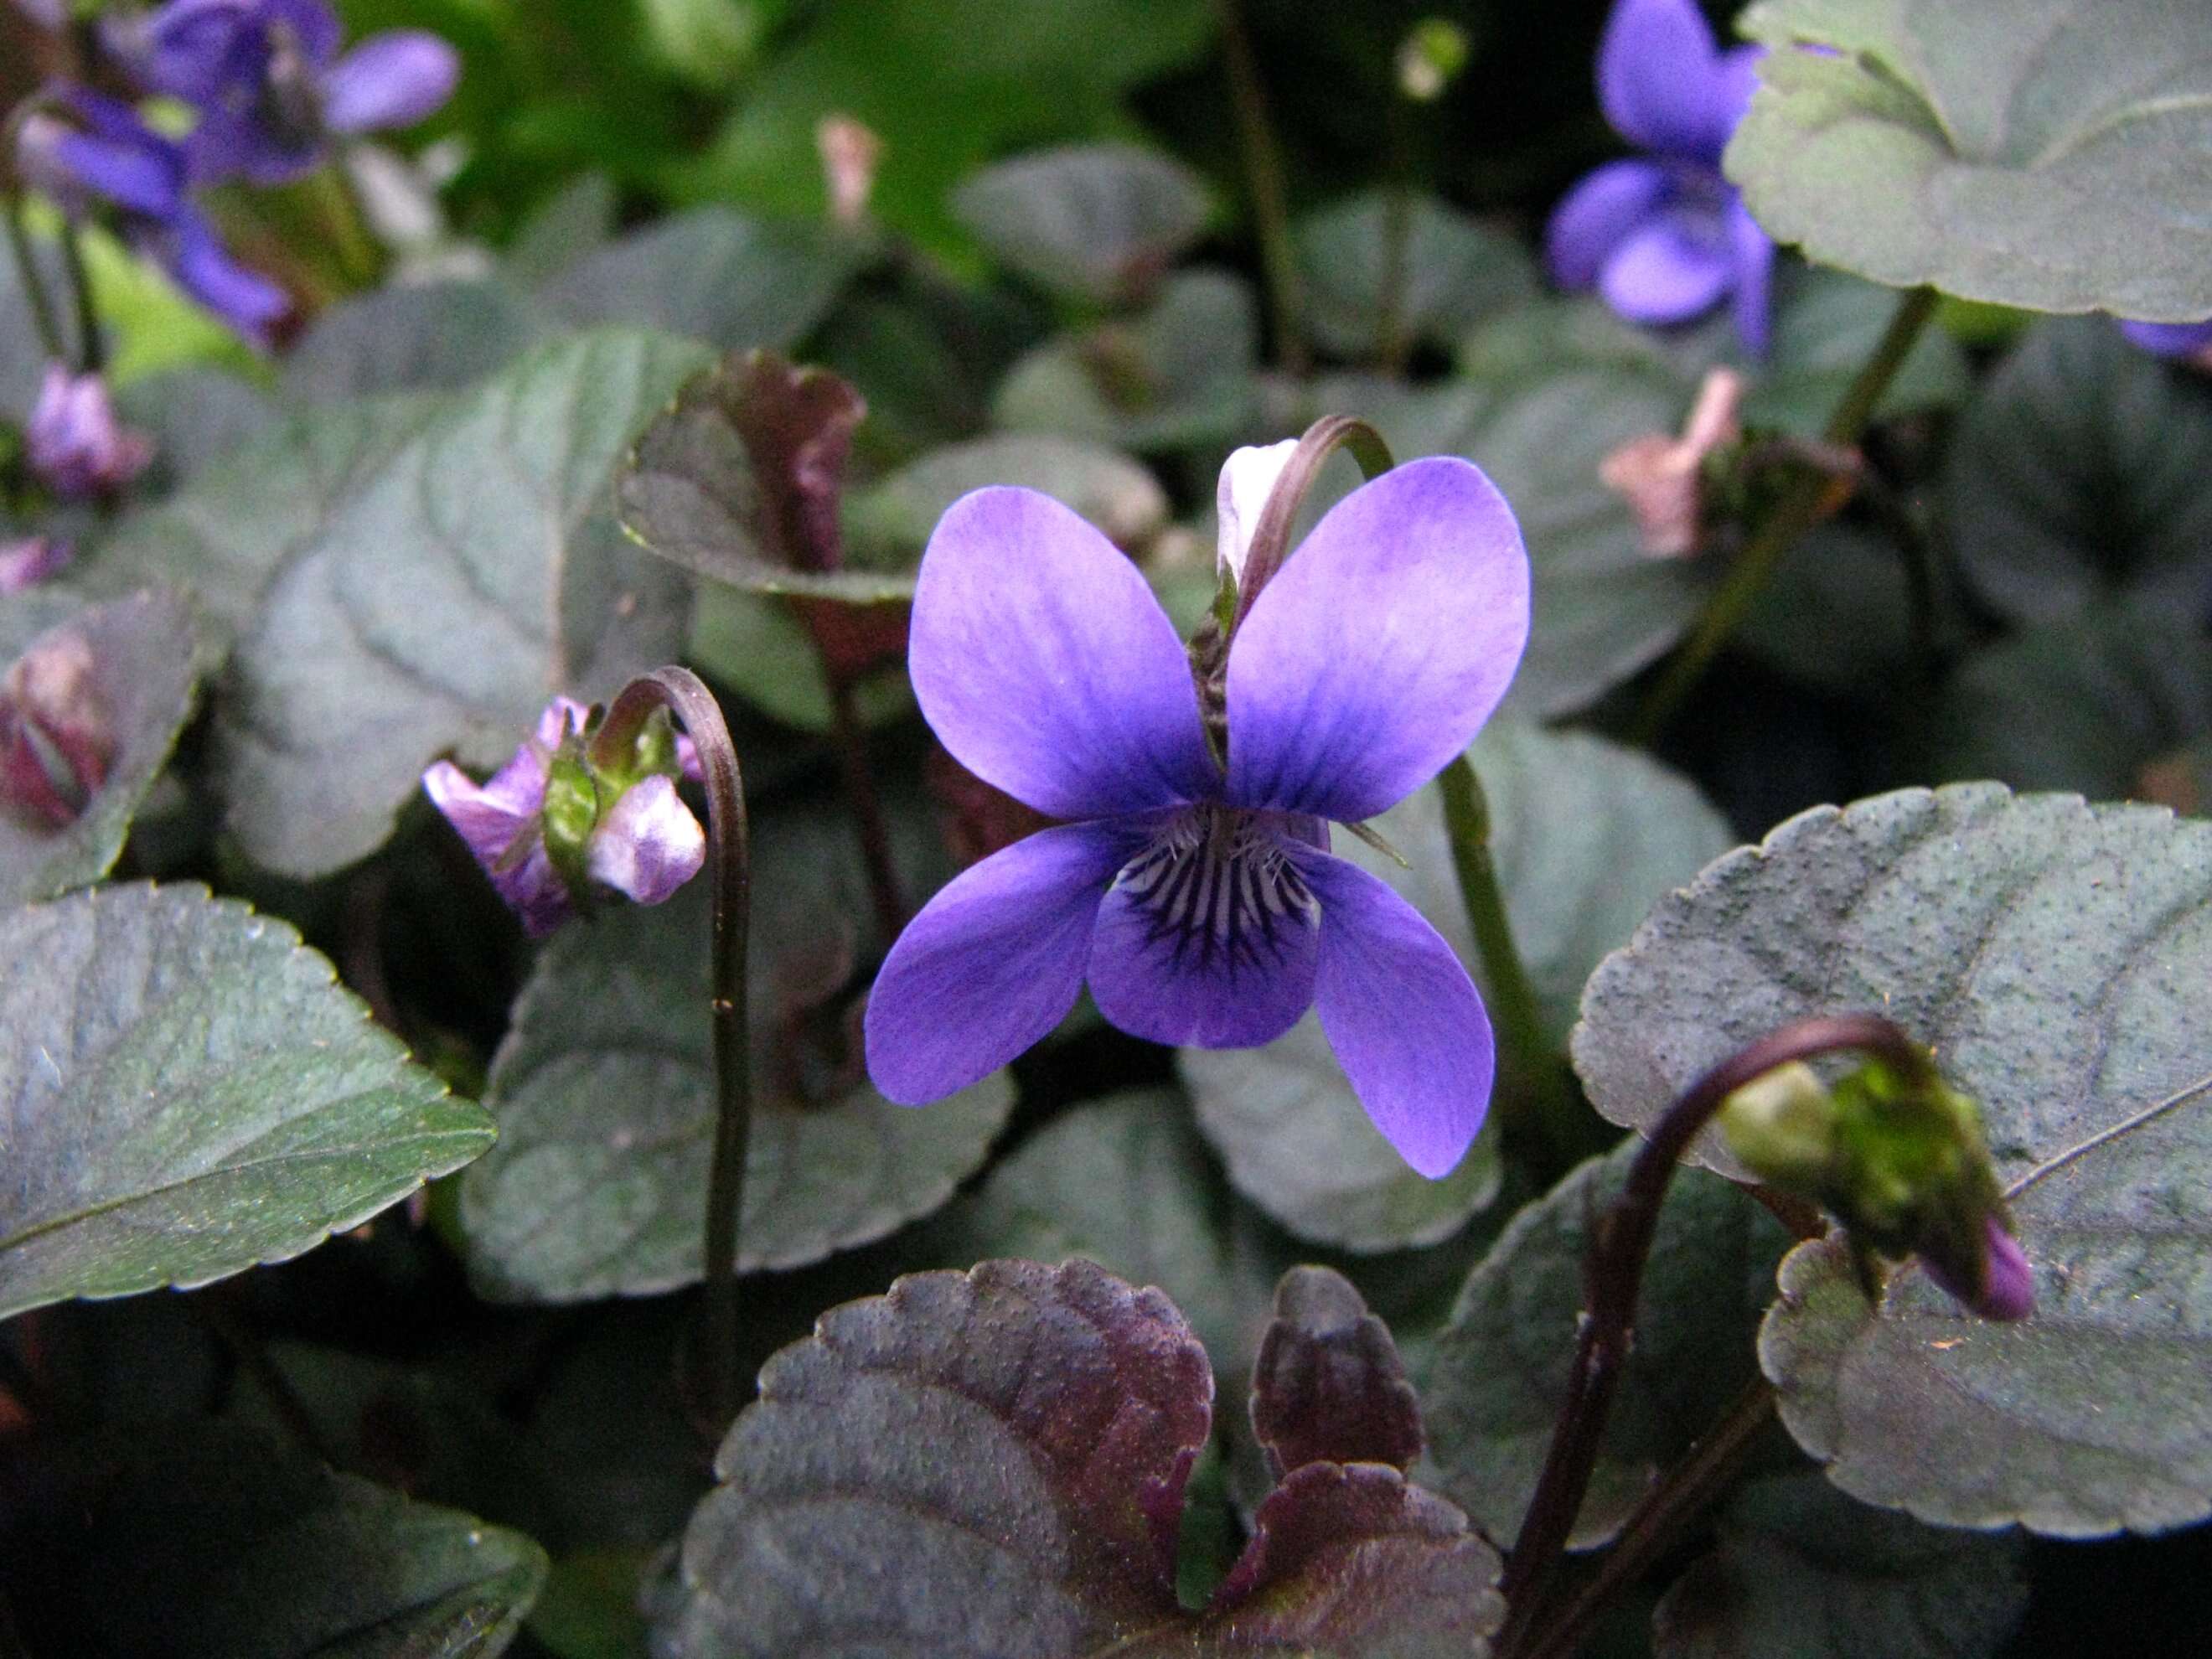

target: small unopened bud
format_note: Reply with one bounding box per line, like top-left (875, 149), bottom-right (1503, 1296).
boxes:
top-left (1600, 367), bottom-right (1744, 557)
top-left (0, 629), bottom-right (112, 826)
top-left (817, 115), bottom-right (882, 226)
top-left (0, 537), bottom-right (74, 594)
top-left (27, 365), bottom-right (153, 500)
top-left (1719, 1061), bottom-right (1835, 1187)
top-left (1396, 19), bottom-right (1470, 102)
top-left (1216, 438), bottom-right (1300, 587)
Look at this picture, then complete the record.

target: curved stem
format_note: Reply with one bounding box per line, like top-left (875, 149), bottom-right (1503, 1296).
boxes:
top-left (55, 214), bottom-right (98, 373)
top-left (1496, 1012), bottom-right (1933, 1654)
top-left (593, 668), bottom-right (752, 1434)
top-left (1216, 0), bottom-right (1308, 376)
top-left (1629, 286), bottom-right (1939, 745)
top-left (1233, 413), bottom-right (1393, 627)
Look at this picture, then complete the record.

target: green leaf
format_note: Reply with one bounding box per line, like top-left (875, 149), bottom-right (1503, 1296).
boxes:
top-left (1743, 267), bottom-right (1972, 432)
top-left (285, 281), bottom-right (548, 401)
top-left (1574, 783), bottom-right (2212, 1534)
top-left (686, 585), bottom-right (915, 733)
top-left (1651, 1473), bottom-right (2029, 1659)
top-left (0, 1424), bottom-right (545, 1658)
top-left (1732, 523), bottom-right (1920, 703)
top-left (1423, 1138), bottom-right (1793, 1549)
top-left (111, 366), bottom-right (279, 488)
top-left (504, 174), bottom-right (619, 287)
top-left (993, 271), bottom-right (1262, 451)
top-left (1295, 192), bottom-right (1538, 359)
top-left (460, 814), bottom-right (1015, 1300)
top-left (1183, 721), bottom-right (1730, 1250)
top-left (1252, 1265), bottom-right (1425, 1479)
top-left (536, 207), bottom-right (860, 349)
top-left (1944, 317), bottom-right (2212, 627)
top-left (659, 1258), bottom-right (1501, 1658)
top-left (847, 432), bottom-right (1170, 565)
top-left (952, 143), bottom-right (1212, 306)
top-left (0, 881), bottom-right (492, 1320)
top-left (214, 329), bottom-right (711, 877)
top-left (0, 589), bottom-right (199, 910)
top-left (1727, 0), bottom-right (2212, 318)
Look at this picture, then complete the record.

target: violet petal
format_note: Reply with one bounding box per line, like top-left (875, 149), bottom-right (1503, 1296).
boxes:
top-left (1545, 157), bottom-right (1672, 291)
top-left (163, 209), bottom-right (291, 339)
top-left (321, 31), bottom-right (461, 133)
top-left (1726, 191), bottom-right (1775, 355)
top-left (585, 775), bottom-right (705, 907)
top-left (1225, 457), bottom-right (1529, 824)
top-left (864, 820), bottom-right (1135, 1103)
top-left (909, 485), bottom-right (1217, 819)
top-left (1975, 1221), bottom-right (2036, 1322)
top-left (1300, 852), bottom-right (1493, 1179)
top-left (2119, 318), bottom-right (2212, 359)
top-left (1598, 210), bottom-right (1734, 324)
top-left (1598, 0), bottom-right (1730, 163)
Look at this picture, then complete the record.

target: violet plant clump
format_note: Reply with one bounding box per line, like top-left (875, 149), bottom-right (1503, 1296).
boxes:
top-left (864, 447), bottom-right (1530, 1177)
top-left (1545, 0), bottom-right (1772, 351)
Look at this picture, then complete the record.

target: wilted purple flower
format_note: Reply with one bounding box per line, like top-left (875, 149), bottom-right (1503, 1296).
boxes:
top-left (0, 538), bottom-right (74, 594)
top-left (15, 90), bottom-right (290, 342)
top-left (864, 454), bottom-right (1531, 1176)
top-left (1546, 0), bottom-right (1772, 352)
top-left (0, 628), bottom-right (110, 827)
top-left (111, 0), bottom-right (459, 185)
top-left (26, 364), bottom-right (153, 499)
top-left (2118, 318), bottom-right (2212, 363)
top-left (422, 696), bottom-right (705, 938)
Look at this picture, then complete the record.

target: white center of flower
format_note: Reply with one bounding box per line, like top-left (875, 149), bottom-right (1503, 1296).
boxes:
top-left (1116, 804), bottom-right (1320, 974)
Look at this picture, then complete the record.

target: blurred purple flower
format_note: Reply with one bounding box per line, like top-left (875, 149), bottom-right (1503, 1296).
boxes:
top-left (1546, 0), bottom-right (1772, 352)
top-left (0, 538), bottom-right (74, 594)
top-left (2118, 318), bottom-right (2212, 362)
top-left (11, 0), bottom-right (66, 28)
top-left (863, 455), bottom-right (1531, 1177)
top-left (111, 0), bottom-right (458, 185)
top-left (15, 91), bottom-right (290, 343)
top-left (1923, 1215), bottom-right (2035, 1323)
top-left (422, 696), bottom-right (705, 938)
top-left (26, 364), bottom-right (152, 499)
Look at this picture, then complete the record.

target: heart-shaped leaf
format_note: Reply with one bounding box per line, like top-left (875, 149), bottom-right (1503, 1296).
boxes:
top-left (846, 432), bottom-right (1170, 563)
top-left (460, 812), bottom-right (1015, 1299)
top-left (952, 143), bottom-right (1212, 306)
top-left (0, 1424), bottom-right (546, 1659)
top-left (284, 280), bottom-right (548, 401)
top-left (1295, 191), bottom-right (1538, 359)
top-left (1944, 318), bottom-right (2212, 628)
top-left (111, 366), bottom-right (278, 488)
top-left (0, 588), bottom-right (198, 910)
top-left (658, 1258), bottom-right (1501, 1658)
top-left (214, 329), bottom-right (711, 877)
top-left (1741, 267), bottom-right (1972, 432)
top-left (1651, 1473), bottom-right (2028, 1659)
top-left (1726, 0), bottom-right (2212, 318)
top-left (0, 881), bottom-right (493, 1320)
top-left (1576, 783), bottom-right (2212, 1533)
top-left (1252, 1266), bottom-right (1424, 1480)
top-left (1423, 1137), bottom-right (1792, 1549)
top-left (1183, 721), bottom-right (1730, 1249)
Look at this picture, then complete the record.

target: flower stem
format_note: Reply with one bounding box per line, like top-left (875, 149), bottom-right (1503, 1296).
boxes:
top-left (1436, 751), bottom-right (1590, 1174)
top-left (1234, 414), bottom-right (1393, 626)
top-left (1628, 286), bottom-right (1939, 746)
top-left (3, 194), bottom-right (65, 364)
top-left (1216, 0), bottom-right (1309, 376)
top-left (54, 214), bottom-right (100, 373)
top-left (825, 669), bottom-right (907, 943)
top-left (314, 152), bottom-right (385, 292)
top-left (1495, 1011), bottom-right (1932, 1654)
top-left (594, 668), bottom-right (753, 1434)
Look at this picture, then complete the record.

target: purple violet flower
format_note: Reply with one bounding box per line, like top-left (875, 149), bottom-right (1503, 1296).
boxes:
top-left (421, 696), bottom-right (705, 938)
top-left (111, 0), bottom-right (459, 186)
top-left (26, 364), bottom-right (153, 499)
top-left (15, 90), bottom-right (290, 343)
top-left (1546, 0), bottom-right (1773, 352)
top-left (863, 454), bottom-right (1532, 1177)
top-left (0, 538), bottom-right (74, 594)
top-left (2118, 318), bottom-right (2212, 363)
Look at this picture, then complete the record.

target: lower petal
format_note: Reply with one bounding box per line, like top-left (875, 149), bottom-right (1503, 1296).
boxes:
top-left (1599, 213), bottom-right (1732, 326)
top-left (323, 32), bottom-right (462, 133)
top-left (1726, 194), bottom-right (1775, 356)
top-left (1300, 854), bottom-right (1493, 1179)
top-left (864, 820), bottom-right (1132, 1103)
top-left (1088, 818), bottom-right (1320, 1050)
top-left (1545, 159), bottom-right (1671, 291)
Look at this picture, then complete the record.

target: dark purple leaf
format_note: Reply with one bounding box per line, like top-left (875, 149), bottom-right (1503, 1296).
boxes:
top-left (1250, 1265), bottom-right (1424, 1479)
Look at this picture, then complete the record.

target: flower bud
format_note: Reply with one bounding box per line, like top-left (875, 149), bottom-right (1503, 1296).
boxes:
top-left (1599, 367), bottom-right (1743, 557)
top-left (26, 365), bottom-right (153, 500)
top-left (0, 628), bottom-right (112, 827)
top-left (1718, 1061), bottom-right (1834, 1187)
top-left (0, 537), bottom-right (74, 594)
top-left (817, 115), bottom-right (882, 226)
top-left (1397, 19), bottom-right (1471, 102)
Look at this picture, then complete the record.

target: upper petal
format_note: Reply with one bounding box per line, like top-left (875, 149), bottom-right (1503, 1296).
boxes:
top-left (911, 486), bottom-right (1218, 819)
top-left (1225, 457), bottom-right (1530, 823)
top-left (322, 31), bottom-right (462, 133)
top-left (864, 819), bottom-right (1134, 1103)
top-left (1545, 158), bottom-right (1672, 291)
top-left (1599, 0), bottom-right (1733, 161)
top-left (1599, 209), bottom-right (1733, 324)
top-left (1300, 853), bottom-right (1493, 1178)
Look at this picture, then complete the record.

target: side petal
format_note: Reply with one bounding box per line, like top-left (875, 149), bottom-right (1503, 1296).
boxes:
top-left (1726, 192), bottom-right (1775, 355)
top-left (1087, 825), bottom-right (1320, 1049)
top-left (1545, 158), bottom-right (1672, 291)
top-left (1598, 0), bottom-right (1728, 160)
top-left (162, 211), bottom-right (291, 340)
top-left (1301, 855), bottom-right (1493, 1179)
top-left (864, 820), bottom-right (1133, 1103)
top-left (586, 775), bottom-right (705, 907)
top-left (1225, 457), bottom-right (1530, 823)
top-left (2120, 318), bottom-right (2212, 359)
top-left (322, 31), bottom-right (461, 133)
top-left (1598, 211), bottom-right (1733, 325)
top-left (911, 486), bottom-right (1217, 819)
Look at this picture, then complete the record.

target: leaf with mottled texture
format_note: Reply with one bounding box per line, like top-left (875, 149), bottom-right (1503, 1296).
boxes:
top-left (1296, 192), bottom-right (1538, 358)
top-left (1576, 783), bottom-right (2212, 1534)
top-left (1726, 0), bottom-right (2212, 318)
top-left (215, 330), bottom-right (711, 877)
top-left (0, 882), bottom-right (492, 1320)
top-left (847, 433), bottom-right (1169, 563)
top-left (953, 143), bottom-right (1211, 305)
top-left (0, 589), bottom-right (198, 909)
top-left (285, 281), bottom-right (547, 401)
top-left (1251, 1266), bottom-right (1423, 1479)
top-left (659, 1259), bottom-right (1501, 1659)
top-left (1424, 1138), bottom-right (1791, 1548)
top-left (1652, 1474), bottom-right (2028, 1659)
